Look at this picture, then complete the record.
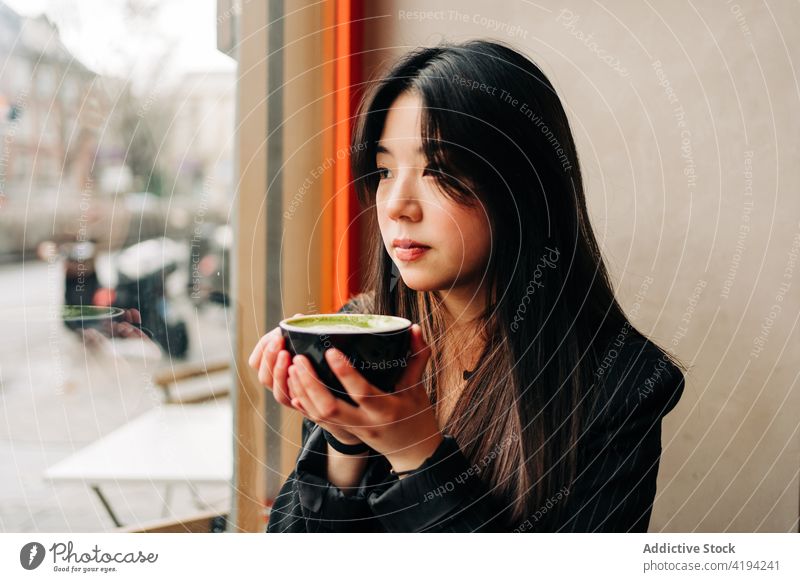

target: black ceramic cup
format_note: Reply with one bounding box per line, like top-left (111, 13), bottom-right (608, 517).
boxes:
top-left (61, 305), bottom-right (126, 332)
top-left (279, 313), bottom-right (412, 406)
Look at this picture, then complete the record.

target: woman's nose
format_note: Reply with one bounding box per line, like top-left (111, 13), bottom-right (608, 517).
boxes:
top-left (384, 174), bottom-right (422, 222)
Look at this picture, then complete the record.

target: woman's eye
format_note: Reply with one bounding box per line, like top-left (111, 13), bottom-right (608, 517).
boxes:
top-left (377, 167), bottom-right (392, 180)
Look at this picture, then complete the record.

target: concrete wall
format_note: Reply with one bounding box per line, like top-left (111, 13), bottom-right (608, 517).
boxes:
top-left (360, 0), bottom-right (800, 532)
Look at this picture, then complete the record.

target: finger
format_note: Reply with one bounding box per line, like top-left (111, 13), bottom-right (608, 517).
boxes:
top-left (272, 350), bottom-right (292, 403)
top-left (128, 308), bottom-right (142, 325)
top-left (293, 355), bottom-right (360, 423)
top-left (288, 363), bottom-right (324, 420)
top-left (398, 324), bottom-right (432, 392)
top-left (324, 348), bottom-right (385, 408)
top-left (257, 345), bottom-right (278, 390)
top-left (121, 309), bottom-right (140, 325)
top-left (272, 360), bottom-right (300, 407)
top-left (288, 397), bottom-right (336, 431)
top-left (290, 397), bottom-right (308, 415)
top-left (114, 323), bottom-right (137, 338)
top-left (248, 343), bottom-right (263, 370)
top-left (285, 373), bottom-right (300, 407)
top-left (249, 335), bottom-right (269, 368)
top-left (252, 335), bottom-right (283, 378)
top-left (264, 337), bottom-right (283, 385)
top-left (256, 337), bottom-right (282, 387)
top-left (256, 349), bottom-right (271, 387)
top-left (249, 330), bottom-right (281, 368)
top-left (293, 358), bottom-right (363, 431)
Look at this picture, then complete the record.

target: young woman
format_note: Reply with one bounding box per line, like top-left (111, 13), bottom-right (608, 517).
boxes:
top-left (249, 39), bottom-right (686, 532)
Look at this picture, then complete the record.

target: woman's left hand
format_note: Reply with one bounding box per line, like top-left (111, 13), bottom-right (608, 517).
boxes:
top-left (287, 323), bottom-right (444, 473)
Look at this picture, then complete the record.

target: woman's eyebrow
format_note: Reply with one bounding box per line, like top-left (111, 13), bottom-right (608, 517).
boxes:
top-left (376, 144), bottom-right (424, 156)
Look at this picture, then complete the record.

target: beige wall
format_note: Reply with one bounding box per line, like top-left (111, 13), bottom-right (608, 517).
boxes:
top-left (361, 0), bottom-right (800, 532)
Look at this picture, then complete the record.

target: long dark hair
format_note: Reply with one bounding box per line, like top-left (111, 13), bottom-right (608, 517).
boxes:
top-left (349, 39), bottom-right (683, 529)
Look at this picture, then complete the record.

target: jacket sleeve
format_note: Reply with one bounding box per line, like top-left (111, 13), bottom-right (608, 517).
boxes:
top-left (266, 417), bottom-right (385, 532)
top-left (362, 434), bottom-right (510, 532)
top-left (555, 341), bottom-right (686, 532)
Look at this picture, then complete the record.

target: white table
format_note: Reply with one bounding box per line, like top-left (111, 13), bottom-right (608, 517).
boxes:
top-left (44, 402), bottom-right (232, 527)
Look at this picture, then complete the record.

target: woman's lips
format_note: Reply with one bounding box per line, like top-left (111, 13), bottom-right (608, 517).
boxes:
top-left (394, 246), bottom-right (430, 262)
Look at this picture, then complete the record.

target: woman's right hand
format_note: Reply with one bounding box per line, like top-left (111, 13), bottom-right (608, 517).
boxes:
top-left (248, 317), bottom-right (296, 407)
top-left (248, 314), bottom-right (362, 446)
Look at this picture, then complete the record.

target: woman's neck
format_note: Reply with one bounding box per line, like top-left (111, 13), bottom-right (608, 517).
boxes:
top-left (435, 285), bottom-right (487, 331)
top-left (435, 285), bottom-right (489, 373)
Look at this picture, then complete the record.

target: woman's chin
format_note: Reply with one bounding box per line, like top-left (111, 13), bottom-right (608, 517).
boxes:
top-left (398, 274), bottom-right (440, 293)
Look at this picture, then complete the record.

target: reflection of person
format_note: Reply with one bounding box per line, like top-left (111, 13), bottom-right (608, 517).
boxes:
top-left (79, 308), bottom-right (150, 348)
top-left (250, 40), bottom-right (686, 532)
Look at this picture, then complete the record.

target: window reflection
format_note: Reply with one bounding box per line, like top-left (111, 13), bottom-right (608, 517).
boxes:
top-left (0, 0), bottom-right (235, 532)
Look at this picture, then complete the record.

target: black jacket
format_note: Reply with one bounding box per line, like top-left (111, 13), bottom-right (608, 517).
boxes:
top-left (266, 311), bottom-right (685, 533)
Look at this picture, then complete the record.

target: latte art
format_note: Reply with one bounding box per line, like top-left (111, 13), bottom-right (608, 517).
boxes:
top-left (284, 313), bottom-right (407, 333)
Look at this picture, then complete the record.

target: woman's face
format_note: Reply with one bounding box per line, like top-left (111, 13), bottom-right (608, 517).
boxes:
top-left (375, 92), bottom-right (493, 295)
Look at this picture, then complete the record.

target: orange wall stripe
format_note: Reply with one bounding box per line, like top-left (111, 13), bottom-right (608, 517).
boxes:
top-left (331, 0), bottom-right (363, 311)
top-left (320, 0), bottom-right (336, 313)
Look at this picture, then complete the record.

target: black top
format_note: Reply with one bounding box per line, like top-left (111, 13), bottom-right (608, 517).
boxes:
top-left (266, 305), bottom-right (685, 533)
